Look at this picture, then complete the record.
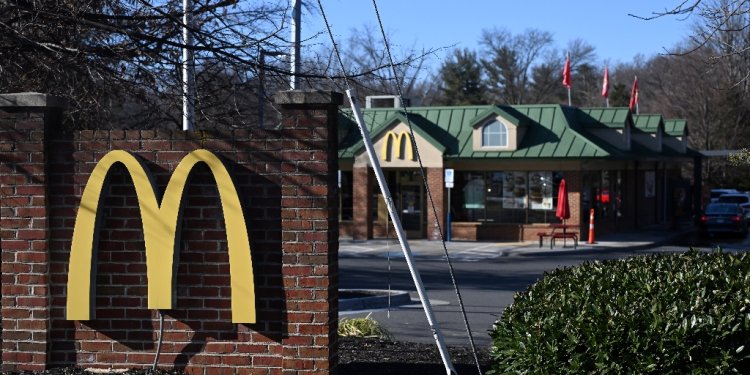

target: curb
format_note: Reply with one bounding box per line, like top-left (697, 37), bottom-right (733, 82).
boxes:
top-left (340, 289), bottom-right (412, 311)
top-left (517, 229), bottom-right (695, 257)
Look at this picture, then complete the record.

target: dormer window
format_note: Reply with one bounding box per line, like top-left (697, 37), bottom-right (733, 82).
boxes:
top-left (470, 109), bottom-right (526, 152)
top-left (482, 120), bottom-right (508, 147)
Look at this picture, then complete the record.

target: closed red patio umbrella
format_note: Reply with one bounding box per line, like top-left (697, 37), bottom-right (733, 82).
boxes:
top-left (556, 179), bottom-right (570, 223)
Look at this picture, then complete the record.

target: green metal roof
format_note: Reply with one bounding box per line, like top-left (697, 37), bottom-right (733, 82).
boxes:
top-left (338, 104), bottom-right (692, 161)
top-left (578, 107), bottom-right (632, 129)
top-left (633, 114), bottom-right (664, 133)
top-left (664, 119), bottom-right (687, 136)
top-left (468, 106), bottom-right (529, 129)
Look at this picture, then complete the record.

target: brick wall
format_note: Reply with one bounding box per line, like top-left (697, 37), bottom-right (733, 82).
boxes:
top-left (0, 93), bottom-right (60, 370)
top-left (450, 223), bottom-right (521, 241)
top-left (0, 91), bottom-right (342, 374)
top-left (425, 168), bottom-right (444, 241)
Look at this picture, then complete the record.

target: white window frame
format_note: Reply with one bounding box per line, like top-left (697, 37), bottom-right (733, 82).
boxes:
top-left (481, 120), bottom-right (508, 148)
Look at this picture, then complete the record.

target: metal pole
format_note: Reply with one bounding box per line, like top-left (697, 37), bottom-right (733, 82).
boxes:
top-left (290, 0), bottom-right (301, 90)
top-left (346, 89), bottom-right (456, 375)
top-left (447, 187), bottom-right (451, 242)
top-left (182, 0), bottom-right (195, 131)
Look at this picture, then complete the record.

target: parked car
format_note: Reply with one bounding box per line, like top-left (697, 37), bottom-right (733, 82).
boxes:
top-left (717, 193), bottom-right (750, 218)
top-left (710, 188), bottom-right (740, 203)
top-left (699, 203), bottom-right (749, 236)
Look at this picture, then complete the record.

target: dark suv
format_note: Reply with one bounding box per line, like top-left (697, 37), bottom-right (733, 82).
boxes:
top-left (699, 203), bottom-right (749, 236)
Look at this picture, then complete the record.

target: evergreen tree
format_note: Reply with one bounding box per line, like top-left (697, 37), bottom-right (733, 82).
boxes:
top-left (436, 48), bottom-right (486, 105)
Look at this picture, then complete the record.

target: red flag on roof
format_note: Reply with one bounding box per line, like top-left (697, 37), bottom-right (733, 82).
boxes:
top-left (562, 54), bottom-right (572, 88)
top-left (629, 76), bottom-right (639, 111)
top-left (601, 66), bottom-right (609, 98)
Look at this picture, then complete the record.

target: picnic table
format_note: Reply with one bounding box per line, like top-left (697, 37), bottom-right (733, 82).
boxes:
top-left (537, 224), bottom-right (578, 249)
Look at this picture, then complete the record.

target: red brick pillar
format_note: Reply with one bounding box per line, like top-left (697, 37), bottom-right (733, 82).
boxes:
top-left (426, 168), bottom-right (445, 240)
top-left (352, 167), bottom-right (372, 240)
top-left (274, 90), bottom-right (342, 374)
top-left (0, 93), bottom-right (65, 371)
top-left (563, 170), bottom-right (582, 227)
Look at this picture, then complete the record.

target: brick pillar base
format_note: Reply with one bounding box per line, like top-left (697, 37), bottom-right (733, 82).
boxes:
top-left (426, 168), bottom-right (444, 240)
top-left (352, 167), bottom-right (372, 240)
top-left (275, 90), bottom-right (342, 374)
top-left (0, 93), bottom-right (66, 371)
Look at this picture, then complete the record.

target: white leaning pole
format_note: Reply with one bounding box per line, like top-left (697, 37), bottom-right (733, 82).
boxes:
top-left (346, 89), bottom-right (457, 375)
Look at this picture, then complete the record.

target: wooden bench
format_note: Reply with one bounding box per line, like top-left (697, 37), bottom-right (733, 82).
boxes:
top-left (550, 232), bottom-right (578, 249)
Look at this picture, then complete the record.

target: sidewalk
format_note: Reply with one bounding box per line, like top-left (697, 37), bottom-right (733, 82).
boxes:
top-left (339, 222), bottom-right (695, 260)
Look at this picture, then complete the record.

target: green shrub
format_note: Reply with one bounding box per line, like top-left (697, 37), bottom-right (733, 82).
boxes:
top-left (338, 313), bottom-right (393, 340)
top-left (489, 250), bottom-right (750, 374)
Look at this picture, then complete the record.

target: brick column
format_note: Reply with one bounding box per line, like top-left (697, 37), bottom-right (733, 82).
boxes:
top-left (352, 167), bottom-right (372, 240)
top-left (274, 90), bottom-right (342, 374)
top-left (562, 170), bottom-right (583, 227)
top-left (0, 93), bottom-right (65, 371)
top-left (426, 168), bottom-right (444, 240)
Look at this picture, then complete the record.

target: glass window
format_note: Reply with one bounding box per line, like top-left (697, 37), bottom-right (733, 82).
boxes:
top-left (339, 171), bottom-right (353, 220)
top-left (529, 172), bottom-right (554, 210)
top-left (482, 120), bottom-right (507, 147)
top-left (601, 171), bottom-right (611, 219)
top-left (585, 170), bottom-right (623, 221)
top-left (615, 171), bottom-right (623, 218)
top-left (451, 170), bottom-right (561, 224)
top-left (372, 171), bottom-right (398, 221)
top-left (462, 172), bottom-right (486, 221)
top-left (485, 172), bottom-right (505, 222)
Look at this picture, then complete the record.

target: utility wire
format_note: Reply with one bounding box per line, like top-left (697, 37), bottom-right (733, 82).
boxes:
top-left (316, 0), bottom-right (352, 91)
top-left (318, 0), bottom-right (458, 375)
top-left (371, 1), bottom-right (483, 374)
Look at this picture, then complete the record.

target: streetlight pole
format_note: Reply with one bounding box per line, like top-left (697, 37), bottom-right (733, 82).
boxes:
top-left (290, 0), bottom-right (301, 90)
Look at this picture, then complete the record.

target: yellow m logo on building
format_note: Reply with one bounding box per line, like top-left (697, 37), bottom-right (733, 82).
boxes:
top-left (66, 149), bottom-right (256, 323)
top-left (381, 131), bottom-right (415, 161)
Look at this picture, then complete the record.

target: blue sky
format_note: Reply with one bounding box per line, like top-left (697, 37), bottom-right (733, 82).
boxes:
top-left (304, 1), bottom-right (695, 70)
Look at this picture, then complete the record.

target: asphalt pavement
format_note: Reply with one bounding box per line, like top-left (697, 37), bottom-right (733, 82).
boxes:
top-left (338, 221), bottom-right (697, 349)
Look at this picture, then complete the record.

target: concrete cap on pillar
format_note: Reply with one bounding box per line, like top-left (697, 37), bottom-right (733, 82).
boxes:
top-left (0, 92), bottom-right (68, 109)
top-left (273, 90), bottom-right (343, 107)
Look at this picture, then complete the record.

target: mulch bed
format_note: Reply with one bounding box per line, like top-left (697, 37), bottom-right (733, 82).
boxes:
top-left (1, 338), bottom-right (492, 375)
top-left (338, 337), bottom-right (492, 374)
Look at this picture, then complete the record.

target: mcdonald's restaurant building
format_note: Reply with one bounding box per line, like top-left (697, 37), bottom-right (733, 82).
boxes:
top-left (337, 101), bottom-right (702, 242)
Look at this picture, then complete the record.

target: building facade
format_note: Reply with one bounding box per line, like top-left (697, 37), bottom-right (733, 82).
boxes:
top-left (338, 102), bottom-right (700, 242)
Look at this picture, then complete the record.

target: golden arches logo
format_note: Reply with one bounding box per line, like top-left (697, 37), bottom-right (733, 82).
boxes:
top-left (381, 131), bottom-right (415, 161)
top-left (66, 149), bottom-right (255, 323)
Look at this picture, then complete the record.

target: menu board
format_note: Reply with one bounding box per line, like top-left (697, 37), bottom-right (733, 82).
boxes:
top-left (529, 172), bottom-right (553, 210)
top-left (502, 172), bottom-right (527, 208)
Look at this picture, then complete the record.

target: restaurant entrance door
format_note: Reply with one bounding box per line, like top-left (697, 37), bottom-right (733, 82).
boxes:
top-left (394, 170), bottom-right (424, 238)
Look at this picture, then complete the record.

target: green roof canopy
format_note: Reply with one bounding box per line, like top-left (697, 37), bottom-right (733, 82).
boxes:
top-left (338, 104), bottom-right (694, 161)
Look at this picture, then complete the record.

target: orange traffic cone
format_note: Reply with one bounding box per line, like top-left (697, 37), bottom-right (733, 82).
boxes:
top-left (588, 208), bottom-right (596, 244)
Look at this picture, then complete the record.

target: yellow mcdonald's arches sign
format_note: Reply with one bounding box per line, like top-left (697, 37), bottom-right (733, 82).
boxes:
top-left (66, 149), bottom-right (255, 323)
top-left (381, 131), bottom-right (415, 161)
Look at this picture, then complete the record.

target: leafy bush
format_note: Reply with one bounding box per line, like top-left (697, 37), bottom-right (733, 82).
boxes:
top-left (339, 313), bottom-right (393, 340)
top-left (489, 250), bottom-right (750, 374)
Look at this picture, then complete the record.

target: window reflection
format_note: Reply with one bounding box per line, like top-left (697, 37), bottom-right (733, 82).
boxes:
top-left (451, 170), bottom-right (562, 224)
